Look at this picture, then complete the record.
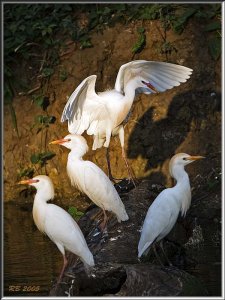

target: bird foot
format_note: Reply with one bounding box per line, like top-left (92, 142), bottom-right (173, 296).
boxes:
top-left (108, 174), bottom-right (124, 184)
top-left (114, 178), bottom-right (137, 194)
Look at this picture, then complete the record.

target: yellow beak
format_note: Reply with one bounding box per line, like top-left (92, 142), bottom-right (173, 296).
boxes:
top-left (49, 138), bottom-right (70, 145)
top-left (18, 179), bottom-right (39, 185)
top-left (188, 155), bottom-right (205, 161)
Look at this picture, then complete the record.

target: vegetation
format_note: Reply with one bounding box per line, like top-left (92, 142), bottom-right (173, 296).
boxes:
top-left (68, 206), bottom-right (84, 221)
top-left (4, 3), bottom-right (221, 179)
top-left (4, 3), bottom-right (221, 99)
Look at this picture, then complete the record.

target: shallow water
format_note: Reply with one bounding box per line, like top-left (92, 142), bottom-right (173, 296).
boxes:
top-left (4, 202), bottom-right (62, 296)
top-left (4, 201), bottom-right (221, 297)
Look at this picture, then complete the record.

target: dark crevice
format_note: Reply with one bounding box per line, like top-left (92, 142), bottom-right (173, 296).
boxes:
top-left (78, 267), bottom-right (127, 296)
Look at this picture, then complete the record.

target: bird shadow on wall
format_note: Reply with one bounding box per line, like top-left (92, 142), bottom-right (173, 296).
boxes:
top-left (127, 90), bottom-right (221, 185)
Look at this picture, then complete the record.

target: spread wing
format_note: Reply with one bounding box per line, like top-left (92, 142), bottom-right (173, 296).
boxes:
top-left (115, 60), bottom-right (193, 95)
top-left (61, 75), bottom-right (109, 135)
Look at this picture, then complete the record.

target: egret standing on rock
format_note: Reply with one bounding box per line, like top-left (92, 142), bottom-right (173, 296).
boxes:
top-left (18, 175), bottom-right (94, 283)
top-left (61, 60), bottom-right (193, 181)
top-left (138, 153), bottom-right (204, 261)
top-left (50, 134), bottom-right (129, 228)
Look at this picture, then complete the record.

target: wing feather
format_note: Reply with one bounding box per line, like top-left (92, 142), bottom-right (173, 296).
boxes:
top-left (115, 60), bottom-right (192, 95)
top-left (61, 75), bottom-right (109, 135)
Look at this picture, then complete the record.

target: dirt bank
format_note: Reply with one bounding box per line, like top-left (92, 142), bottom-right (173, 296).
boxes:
top-left (4, 19), bottom-right (221, 202)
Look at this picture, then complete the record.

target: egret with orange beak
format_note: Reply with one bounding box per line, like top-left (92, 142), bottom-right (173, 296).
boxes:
top-left (18, 175), bottom-right (94, 283)
top-left (138, 153), bottom-right (204, 262)
top-left (50, 134), bottom-right (129, 229)
top-left (61, 60), bottom-right (193, 183)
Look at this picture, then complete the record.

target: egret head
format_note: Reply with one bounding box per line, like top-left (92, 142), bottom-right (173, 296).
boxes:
top-left (49, 134), bottom-right (89, 154)
top-left (18, 175), bottom-right (55, 200)
top-left (169, 153), bottom-right (204, 178)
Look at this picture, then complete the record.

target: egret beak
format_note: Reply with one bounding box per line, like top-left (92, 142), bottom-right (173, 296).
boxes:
top-left (188, 155), bottom-right (205, 161)
top-left (142, 80), bottom-right (159, 93)
top-left (18, 179), bottom-right (39, 185)
top-left (49, 138), bottom-right (70, 145)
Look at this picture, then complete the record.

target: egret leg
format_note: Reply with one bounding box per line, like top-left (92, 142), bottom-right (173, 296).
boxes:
top-left (159, 240), bottom-right (173, 267)
top-left (118, 126), bottom-right (136, 187)
top-left (121, 147), bottom-right (136, 187)
top-left (99, 208), bottom-right (108, 232)
top-left (153, 244), bottom-right (164, 266)
top-left (57, 254), bottom-right (68, 284)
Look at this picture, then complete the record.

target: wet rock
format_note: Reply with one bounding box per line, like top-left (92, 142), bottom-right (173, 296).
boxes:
top-left (117, 264), bottom-right (208, 296)
top-left (49, 179), bottom-right (209, 296)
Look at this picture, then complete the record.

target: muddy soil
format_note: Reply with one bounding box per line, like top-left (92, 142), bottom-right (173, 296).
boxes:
top-left (4, 18), bottom-right (221, 202)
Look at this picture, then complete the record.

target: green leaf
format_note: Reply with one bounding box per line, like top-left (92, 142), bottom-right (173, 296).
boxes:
top-left (137, 27), bottom-right (145, 34)
top-left (42, 67), bottom-right (54, 78)
top-left (18, 167), bottom-right (35, 178)
top-left (30, 151), bottom-right (55, 166)
top-left (204, 21), bottom-right (221, 32)
top-left (68, 206), bottom-right (84, 221)
top-left (208, 37), bottom-right (221, 60)
top-left (132, 28), bottom-right (146, 54)
top-left (35, 115), bottom-right (56, 125)
top-left (40, 151), bottom-right (56, 161)
top-left (9, 103), bottom-right (19, 137)
top-left (173, 7), bottom-right (198, 34)
top-left (80, 38), bottom-right (93, 49)
top-left (59, 69), bottom-right (68, 81)
top-left (30, 154), bottom-right (40, 164)
top-left (33, 95), bottom-right (50, 111)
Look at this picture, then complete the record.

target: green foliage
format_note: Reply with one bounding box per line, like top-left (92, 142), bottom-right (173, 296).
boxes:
top-left (204, 21), bottom-right (221, 32)
top-left (68, 206), bottom-right (84, 221)
top-left (59, 69), bottom-right (68, 82)
top-left (208, 37), bottom-right (221, 61)
top-left (30, 151), bottom-right (56, 167)
top-left (171, 4), bottom-right (221, 60)
top-left (80, 38), bottom-right (93, 49)
top-left (132, 27), bottom-right (146, 54)
top-left (42, 67), bottom-right (54, 78)
top-left (35, 115), bottom-right (56, 125)
top-left (18, 167), bottom-right (35, 179)
top-left (32, 95), bottom-right (50, 111)
top-left (160, 41), bottom-right (177, 56)
top-left (68, 207), bottom-right (84, 220)
top-left (172, 7), bottom-right (197, 34)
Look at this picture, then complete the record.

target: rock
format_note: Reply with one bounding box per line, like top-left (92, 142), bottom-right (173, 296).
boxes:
top-left (49, 179), bottom-right (209, 297)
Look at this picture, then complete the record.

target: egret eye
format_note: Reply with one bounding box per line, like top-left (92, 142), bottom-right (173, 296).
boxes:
top-left (67, 139), bottom-right (71, 142)
top-left (183, 157), bottom-right (187, 161)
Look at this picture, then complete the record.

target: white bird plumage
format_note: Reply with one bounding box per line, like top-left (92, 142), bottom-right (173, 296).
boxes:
top-left (138, 153), bottom-right (204, 259)
top-left (61, 60), bottom-right (193, 152)
top-left (50, 134), bottom-right (129, 226)
top-left (18, 175), bottom-right (94, 283)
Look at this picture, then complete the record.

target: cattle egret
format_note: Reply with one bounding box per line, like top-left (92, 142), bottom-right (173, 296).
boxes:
top-left (18, 175), bottom-right (94, 283)
top-left (138, 153), bottom-right (204, 260)
top-left (61, 60), bottom-right (193, 181)
top-left (50, 134), bottom-right (129, 228)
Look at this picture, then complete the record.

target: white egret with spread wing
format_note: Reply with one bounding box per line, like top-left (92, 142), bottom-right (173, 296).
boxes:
top-left (138, 153), bottom-right (204, 262)
top-left (50, 134), bottom-right (129, 228)
top-left (18, 175), bottom-right (94, 283)
top-left (61, 60), bottom-right (193, 181)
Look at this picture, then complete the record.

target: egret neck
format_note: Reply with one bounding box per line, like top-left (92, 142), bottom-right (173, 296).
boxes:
top-left (122, 79), bottom-right (137, 120)
top-left (68, 141), bottom-right (88, 160)
top-left (32, 195), bottom-right (48, 234)
top-left (171, 164), bottom-right (191, 217)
